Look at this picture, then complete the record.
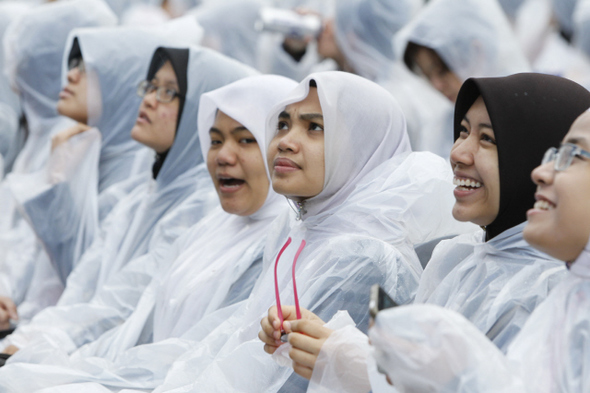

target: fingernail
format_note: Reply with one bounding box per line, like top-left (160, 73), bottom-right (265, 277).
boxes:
top-left (283, 321), bottom-right (291, 331)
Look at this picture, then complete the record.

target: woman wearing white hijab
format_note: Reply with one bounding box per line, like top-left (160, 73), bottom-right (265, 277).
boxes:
top-left (0, 74), bottom-right (296, 392)
top-left (0, 44), bottom-right (256, 359)
top-left (369, 108), bottom-right (590, 393)
top-left (128, 71), bottom-right (465, 393)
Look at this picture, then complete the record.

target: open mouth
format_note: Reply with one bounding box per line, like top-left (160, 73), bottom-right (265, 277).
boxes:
top-left (219, 177), bottom-right (245, 189)
top-left (453, 176), bottom-right (482, 191)
top-left (533, 200), bottom-right (555, 211)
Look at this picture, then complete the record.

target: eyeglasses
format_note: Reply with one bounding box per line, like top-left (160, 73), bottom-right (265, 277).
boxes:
top-left (136, 80), bottom-right (182, 103)
top-left (68, 57), bottom-right (85, 74)
top-left (274, 237), bottom-right (306, 331)
top-left (542, 143), bottom-right (590, 171)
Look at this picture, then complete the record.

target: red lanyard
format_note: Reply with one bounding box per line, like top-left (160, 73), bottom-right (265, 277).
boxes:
top-left (273, 237), bottom-right (306, 329)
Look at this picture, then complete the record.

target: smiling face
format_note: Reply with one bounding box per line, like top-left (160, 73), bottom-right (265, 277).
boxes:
top-left (450, 96), bottom-right (500, 227)
top-left (207, 110), bottom-right (270, 216)
top-left (130, 61), bottom-right (179, 153)
top-left (267, 86), bottom-right (325, 201)
top-left (57, 58), bottom-right (88, 124)
top-left (524, 112), bottom-right (590, 262)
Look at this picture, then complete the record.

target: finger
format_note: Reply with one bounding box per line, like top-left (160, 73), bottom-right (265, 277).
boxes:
top-left (288, 332), bottom-right (325, 356)
top-left (263, 343), bottom-right (279, 355)
top-left (292, 361), bottom-right (313, 380)
top-left (0, 298), bottom-right (17, 320)
top-left (258, 328), bottom-right (281, 347)
top-left (289, 346), bottom-right (318, 369)
top-left (289, 319), bottom-right (333, 339)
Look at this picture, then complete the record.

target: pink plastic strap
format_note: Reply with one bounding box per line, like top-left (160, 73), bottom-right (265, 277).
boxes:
top-left (292, 240), bottom-right (306, 320)
top-left (274, 237), bottom-right (292, 327)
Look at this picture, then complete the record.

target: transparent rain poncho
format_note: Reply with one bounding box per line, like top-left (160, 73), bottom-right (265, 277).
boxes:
top-left (0, 2), bottom-right (30, 174)
top-left (332, 0), bottom-right (417, 81)
top-left (367, 235), bottom-right (590, 393)
top-left (188, 0), bottom-right (263, 69)
top-left (0, 45), bottom-right (258, 360)
top-left (396, 0), bottom-right (530, 82)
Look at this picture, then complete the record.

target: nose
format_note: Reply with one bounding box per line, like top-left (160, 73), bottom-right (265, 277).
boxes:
top-left (531, 161), bottom-right (554, 186)
top-left (276, 128), bottom-right (300, 154)
top-left (143, 89), bottom-right (158, 108)
top-left (66, 67), bottom-right (81, 83)
top-left (450, 134), bottom-right (475, 168)
top-left (216, 141), bottom-right (237, 166)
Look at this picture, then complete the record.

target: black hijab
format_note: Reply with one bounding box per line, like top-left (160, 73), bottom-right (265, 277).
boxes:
top-left (145, 47), bottom-right (189, 179)
top-left (454, 73), bottom-right (590, 241)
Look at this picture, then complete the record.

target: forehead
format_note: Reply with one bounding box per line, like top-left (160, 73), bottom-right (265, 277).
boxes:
top-left (212, 110), bottom-right (246, 130)
top-left (154, 61), bottom-right (177, 83)
top-left (565, 113), bottom-right (590, 150)
top-left (284, 87), bottom-right (322, 114)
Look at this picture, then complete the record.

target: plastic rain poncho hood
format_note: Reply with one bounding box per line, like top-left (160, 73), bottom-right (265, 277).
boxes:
top-left (333, 0), bottom-right (416, 81)
top-left (397, 0), bottom-right (530, 82)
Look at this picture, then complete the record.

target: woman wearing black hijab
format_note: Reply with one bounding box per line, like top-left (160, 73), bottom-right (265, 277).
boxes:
top-left (412, 73), bottom-right (590, 352)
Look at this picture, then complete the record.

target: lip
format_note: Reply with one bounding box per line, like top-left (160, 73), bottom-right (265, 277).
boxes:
top-left (58, 87), bottom-right (74, 99)
top-left (273, 157), bottom-right (300, 174)
top-left (527, 193), bottom-right (556, 218)
top-left (217, 174), bottom-right (246, 194)
top-left (452, 172), bottom-right (483, 199)
top-left (136, 110), bottom-right (151, 125)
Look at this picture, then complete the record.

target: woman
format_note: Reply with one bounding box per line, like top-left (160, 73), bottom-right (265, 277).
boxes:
top-left (271, 73), bottom-right (590, 392)
top-left (371, 108), bottom-right (590, 392)
top-left (142, 71), bottom-right (463, 392)
top-left (0, 42), bottom-right (256, 357)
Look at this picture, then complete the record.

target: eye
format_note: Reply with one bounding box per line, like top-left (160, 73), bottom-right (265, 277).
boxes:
top-left (277, 120), bottom-right (289, 131)
top-left (309, 122), bottom-right (324, 132)
top-left (210, 138), bottom-right (222, 146)
top-left (239, 138), bottom-right (257, 144)
top-left (458, 125), bottom-right (469, 139)
top-left (480, 132), bottom-right (497, 145)
top-left (165, 88), bottom-right (178, 98)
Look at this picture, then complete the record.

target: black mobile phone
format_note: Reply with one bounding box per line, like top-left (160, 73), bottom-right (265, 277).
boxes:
top-left (369, 284), bottom-right (398, 319)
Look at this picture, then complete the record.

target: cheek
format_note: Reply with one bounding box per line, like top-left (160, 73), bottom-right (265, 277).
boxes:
top-left (206, 150), bottom-right (217, 179)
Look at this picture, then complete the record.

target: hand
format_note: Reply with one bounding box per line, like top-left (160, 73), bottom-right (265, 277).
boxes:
top-left (0, 296), bottom-right (17, 330)
top-left (51, 122), bottom-right (91, 152)
top-left (285, 318), bottom-right (333, 380)
top-left (2, 345), bottom-right (19, 355)
top-left (258, 306), bottom-right (324, 355)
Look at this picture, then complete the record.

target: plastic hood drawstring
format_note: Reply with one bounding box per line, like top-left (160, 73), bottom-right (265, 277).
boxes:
top-left (274, 237), bottom-right (306, 329)
top-left (287, 197), bottom-right (307, 221)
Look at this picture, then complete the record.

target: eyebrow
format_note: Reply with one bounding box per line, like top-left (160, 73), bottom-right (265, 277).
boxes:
top-left (209, 126), bottom-right (249, 135)
top-left (565, 136), bottom-right (590, 148)
top-left (278, 111), bottom-right (323, 122)
top-left (462, 116), bottom-right (493, 130)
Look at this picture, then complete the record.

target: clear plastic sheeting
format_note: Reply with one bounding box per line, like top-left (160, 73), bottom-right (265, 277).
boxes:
top-left (189, 0), bottom-right (263, 68)
top-left (2, 0), bottom-right (116, 175)
top-left (0, 46), bottom-right (258, 388)
top-left (0, 103), bottom-right (18, 171)
top-left (415, 223), bottom-right (567, 352)
top-left (369, 304), bottom-right (524, 393)
top-left (395, 0), bottom-right (530, 81)
top-left (333, 0), bottom-right (417, 81)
